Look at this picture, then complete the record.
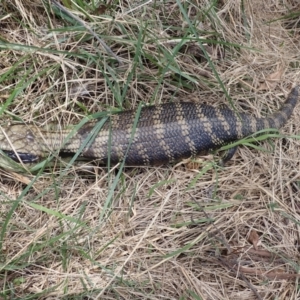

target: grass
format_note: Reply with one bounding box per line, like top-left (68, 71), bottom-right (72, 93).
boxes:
top-left (1, 0), bottom-right (300, 299)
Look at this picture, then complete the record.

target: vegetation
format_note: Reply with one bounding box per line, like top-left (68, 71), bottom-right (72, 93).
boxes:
top-left (0, 0), bottom-right (300, 299)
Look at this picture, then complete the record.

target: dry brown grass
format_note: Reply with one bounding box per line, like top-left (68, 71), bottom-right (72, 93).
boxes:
top-left (1, 0), bottom-right (300, 299)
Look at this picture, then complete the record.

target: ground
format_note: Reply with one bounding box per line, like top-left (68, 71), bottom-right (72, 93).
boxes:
top-left (0, 0), bottom-right (300, 299)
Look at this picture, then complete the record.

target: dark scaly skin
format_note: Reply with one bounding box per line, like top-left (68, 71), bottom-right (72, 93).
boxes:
top-left (0, 86), bottom-right (298, 166)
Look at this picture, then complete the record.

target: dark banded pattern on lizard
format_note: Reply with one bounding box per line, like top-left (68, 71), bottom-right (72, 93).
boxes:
top-left (0, 86), bottom-right (298, 166)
